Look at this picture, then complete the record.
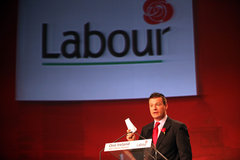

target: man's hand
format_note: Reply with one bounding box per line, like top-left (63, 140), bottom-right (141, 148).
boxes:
top-left (126, 129), bottom-right (136, 141)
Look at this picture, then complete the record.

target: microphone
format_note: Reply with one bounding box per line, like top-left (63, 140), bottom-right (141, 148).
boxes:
top-left (125, 118), bottom-right (168, 160)
top-left (99, 132), bottom-right (128, 160)
top-left (100, 118), bottom-right (168, 160)
top-left (135, 132), bottom-right (168, 160)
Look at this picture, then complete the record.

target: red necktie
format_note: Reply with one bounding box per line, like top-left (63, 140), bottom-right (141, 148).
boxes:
top-left (152, 122), bottom-right (160, 145)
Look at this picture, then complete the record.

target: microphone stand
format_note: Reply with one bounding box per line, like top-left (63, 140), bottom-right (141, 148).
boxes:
top-left (135, 132), bottom-right (168, 160)
top-left (99, 133), bottom-right (128, 160)
top-left (99, 132), bottom-right (168, 160)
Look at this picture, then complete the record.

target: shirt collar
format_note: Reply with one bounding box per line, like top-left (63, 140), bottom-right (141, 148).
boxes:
top-left (154, 114), bottom-right (168, 126)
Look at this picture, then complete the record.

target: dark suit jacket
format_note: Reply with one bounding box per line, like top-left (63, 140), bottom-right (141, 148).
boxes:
top-left (139, 117), bottom-right (192, 160)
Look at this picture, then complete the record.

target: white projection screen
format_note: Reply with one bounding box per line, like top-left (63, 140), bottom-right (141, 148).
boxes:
top-left (16, 0), bottom-right (197, 101)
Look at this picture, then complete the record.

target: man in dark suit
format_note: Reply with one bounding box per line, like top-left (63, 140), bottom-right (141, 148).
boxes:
top-left (126, 92), bottom-right (192, 160)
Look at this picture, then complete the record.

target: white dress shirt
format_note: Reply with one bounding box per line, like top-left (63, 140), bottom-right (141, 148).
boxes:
top-left (154, 115), bottom-right (168, 138)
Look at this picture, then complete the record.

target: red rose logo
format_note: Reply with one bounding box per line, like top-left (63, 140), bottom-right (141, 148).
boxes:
top-left (161, 128), bottom-right (166, 134)
top-left (143, 0), bottom-right (174, 25)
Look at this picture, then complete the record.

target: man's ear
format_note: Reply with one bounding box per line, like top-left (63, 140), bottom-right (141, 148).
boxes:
top-left (165, 104), bottom-right (168, 110)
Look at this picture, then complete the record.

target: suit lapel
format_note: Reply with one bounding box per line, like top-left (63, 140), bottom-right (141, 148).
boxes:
top-left (156, 117), bottom-right (171, 147)
top-left (146, 122), bottom-right (154, 139)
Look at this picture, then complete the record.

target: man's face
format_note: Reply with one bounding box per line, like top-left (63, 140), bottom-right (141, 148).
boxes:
top-left (149, 97), bottom-right (168, 121)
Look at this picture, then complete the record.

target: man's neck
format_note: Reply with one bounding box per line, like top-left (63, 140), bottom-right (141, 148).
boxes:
top-left (154, 114), bottom-right (168, 122)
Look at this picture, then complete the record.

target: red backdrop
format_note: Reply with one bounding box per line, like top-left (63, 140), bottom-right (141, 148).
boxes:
top-left (1, 0), bottom-right (240, 159)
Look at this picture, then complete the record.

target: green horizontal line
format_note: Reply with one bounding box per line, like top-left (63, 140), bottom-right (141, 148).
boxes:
top-left (42, 60), bottom-right (163, 66)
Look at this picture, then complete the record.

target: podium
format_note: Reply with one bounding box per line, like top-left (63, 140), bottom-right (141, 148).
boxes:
top-left (99, 133), bottom-right (168, 160)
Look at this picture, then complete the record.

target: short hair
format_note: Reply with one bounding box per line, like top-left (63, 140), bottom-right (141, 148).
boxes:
top-left (149, 92), bottom-right (167, 105)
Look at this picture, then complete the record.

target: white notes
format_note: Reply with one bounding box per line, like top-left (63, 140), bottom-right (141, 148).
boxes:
top-left (125, 118), bottom-right (137, 133)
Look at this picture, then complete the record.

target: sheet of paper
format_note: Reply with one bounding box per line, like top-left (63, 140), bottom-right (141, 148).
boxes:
top-left (125, 118), bottom-right (137, 133)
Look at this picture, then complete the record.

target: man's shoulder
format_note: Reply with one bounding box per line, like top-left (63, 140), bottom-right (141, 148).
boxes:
top-left (167, 117), bottom-right (188, 130)
top-left (168, 117), bottom-right (185, 125)
top-left (141, 117), bottom-right (188, 130)
top-left (142, 121), bottom-right (154, 130)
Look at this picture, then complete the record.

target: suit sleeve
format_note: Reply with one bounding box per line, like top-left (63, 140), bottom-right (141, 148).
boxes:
top-left (176, 124), bottom-right (192, 160)
top-left (139, 127), bottom-right (146, 140)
